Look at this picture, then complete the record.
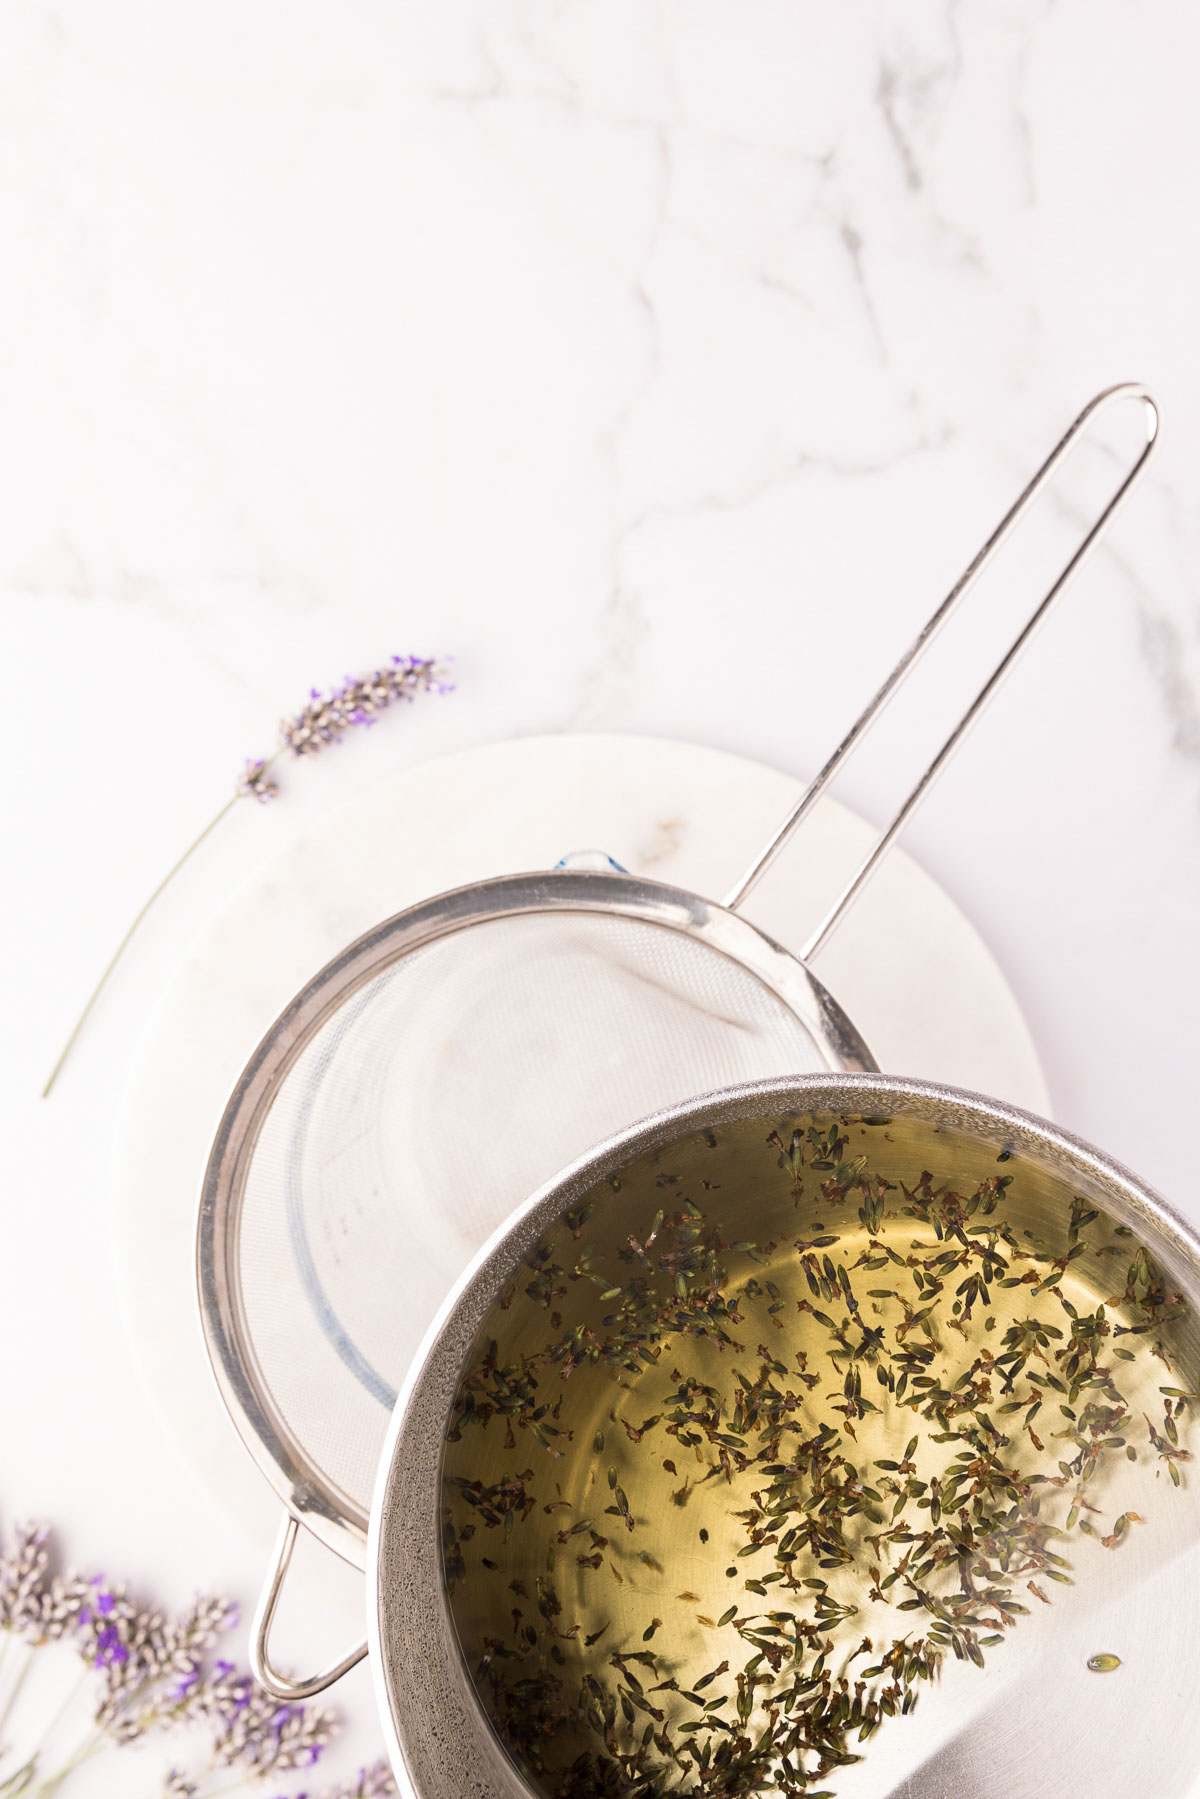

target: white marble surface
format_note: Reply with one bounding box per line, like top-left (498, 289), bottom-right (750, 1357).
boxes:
top-left (2, 3), bottom-right (1199, 1793)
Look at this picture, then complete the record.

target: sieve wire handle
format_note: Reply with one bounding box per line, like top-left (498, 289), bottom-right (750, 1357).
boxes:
top-left (722, 383), bottom-right (1160, 958)
top-left (250, 1514), bottom-right (368, 1701)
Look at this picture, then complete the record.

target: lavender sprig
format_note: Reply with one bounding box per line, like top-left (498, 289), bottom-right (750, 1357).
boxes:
top-left (0, 1524), bottom-right (51, 1635)
top-left (319, 1763), bottom-right (398, 1798)
top-left (42, 653), bottom-right (452, 1096)
top-left (201, 1661), bottom-right (336, 1779)
top-left (0, 1518), bottom-right (392, 1799)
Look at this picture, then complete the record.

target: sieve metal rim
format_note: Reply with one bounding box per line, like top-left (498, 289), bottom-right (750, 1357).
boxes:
top-left (196, 867), bottom-right (877, 1570)
top-left (366, 1070), bottom-right (1200, 1799)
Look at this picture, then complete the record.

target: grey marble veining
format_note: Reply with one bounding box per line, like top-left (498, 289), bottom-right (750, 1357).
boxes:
top-left (1, 5), bottom-right (1198, 1791)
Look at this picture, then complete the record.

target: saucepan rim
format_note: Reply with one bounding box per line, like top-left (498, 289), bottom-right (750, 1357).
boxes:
top-left (366, 1070), bottom-right (1200, 1799)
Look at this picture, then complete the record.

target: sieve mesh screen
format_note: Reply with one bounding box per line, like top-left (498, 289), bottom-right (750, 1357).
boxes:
top-left (235, 910), bottom-right (828, 1521)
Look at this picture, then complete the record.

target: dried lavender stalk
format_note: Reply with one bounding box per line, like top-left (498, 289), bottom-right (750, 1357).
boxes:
top-left (42, 653), bottom-right (451, 1096)
top-left (0, 1518), bottom-right (394, 1798)
top-left (320, 1762), bottom-right (399, 1799)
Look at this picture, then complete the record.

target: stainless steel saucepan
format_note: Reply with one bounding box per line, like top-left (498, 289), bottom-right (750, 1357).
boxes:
top-left (369, 1075), bottom-right (1200, 1799)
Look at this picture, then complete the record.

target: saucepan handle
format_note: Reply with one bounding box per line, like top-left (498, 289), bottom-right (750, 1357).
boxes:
top-left (723, 383), bottom-right (1160, 956)
top-left (250, 1513), bottom-right (368, 1701)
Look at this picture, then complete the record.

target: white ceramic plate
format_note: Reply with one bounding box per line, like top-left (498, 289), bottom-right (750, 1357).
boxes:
top-left (113, 732), bottom-right (1049, 1557)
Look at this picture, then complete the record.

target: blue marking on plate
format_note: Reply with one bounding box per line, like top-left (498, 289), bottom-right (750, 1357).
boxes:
top-left (553, 849), bottom-right (629, 872)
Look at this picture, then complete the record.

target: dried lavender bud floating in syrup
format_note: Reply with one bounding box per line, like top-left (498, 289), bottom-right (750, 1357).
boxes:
top-left (440, 1112), bottom-right (1191, 1798)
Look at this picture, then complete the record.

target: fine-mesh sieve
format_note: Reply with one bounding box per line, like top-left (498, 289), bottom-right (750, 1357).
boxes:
top-left (196, 385), bottom-right (1158, 1699)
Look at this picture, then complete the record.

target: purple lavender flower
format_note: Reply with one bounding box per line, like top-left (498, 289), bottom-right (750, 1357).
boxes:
top-left (238, 757), bottom-right (279, 803)
top-left (172, 1667), bottom-right (200, 1702)
top-left (327, 1761), bottom-right (398, 1798)
top-left (0, 1523), bottom-right (50, 1633)
top-left (277, 654), bottom-right (450, 760)
top-left (45, 648), bottom-right (453, 1095)
top-left (0, 1520), bottom-right (359, 1797)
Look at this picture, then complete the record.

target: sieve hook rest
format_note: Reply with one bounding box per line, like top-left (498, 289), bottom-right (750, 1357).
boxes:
top-left (250, 1513), bottom-right (368, 1701)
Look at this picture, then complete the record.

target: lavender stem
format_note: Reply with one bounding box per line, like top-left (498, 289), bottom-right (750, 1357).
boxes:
top-left (40, 794), bottom-right (241, 1098)
top-left (41, 653), bottom-right (449, 1097)
top-left (0, 1648), bottom-right (34, 1740)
